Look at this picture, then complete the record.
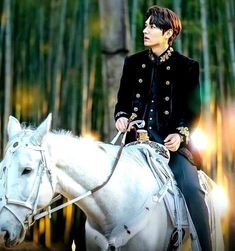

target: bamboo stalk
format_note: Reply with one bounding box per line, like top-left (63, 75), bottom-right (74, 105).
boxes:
top-left (50, 0), bottom-right (67, 127)
top-left (81, 0), bottom-right (89, 134)
top-left (226, 0), bottom-right (235, 81)
top-left (3, 0), bottom-right (12, 150)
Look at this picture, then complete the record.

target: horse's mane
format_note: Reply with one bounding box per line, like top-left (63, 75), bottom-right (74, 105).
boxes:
top-left (20, 124), bottom-right (87, 142)
top-left (45, 129), bottom-right (101, 160)
top-left (51, 129), bottom-right (76, 138)
top-left (7, 124), bottom-right (98, 153)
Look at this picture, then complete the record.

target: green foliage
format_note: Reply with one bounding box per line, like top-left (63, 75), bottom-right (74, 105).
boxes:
top-left (0, 0), bottom-right (235, 250)
top-left (0, 0), bottom-right (234, 136)
top-left (0, 0), bottom-right (102, 136)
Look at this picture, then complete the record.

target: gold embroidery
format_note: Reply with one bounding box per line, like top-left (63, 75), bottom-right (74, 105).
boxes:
top-left (176, 126), bottom-right (190, 144)
top-left (160, 47), bottom-right (174, 63)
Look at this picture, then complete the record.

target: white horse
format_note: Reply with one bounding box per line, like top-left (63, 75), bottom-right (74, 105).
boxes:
top-left (0, 114), bottom-right (223, 251)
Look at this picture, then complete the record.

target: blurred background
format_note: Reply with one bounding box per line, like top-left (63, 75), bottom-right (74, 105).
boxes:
top-left (0, 0), bottom-right (234, 250)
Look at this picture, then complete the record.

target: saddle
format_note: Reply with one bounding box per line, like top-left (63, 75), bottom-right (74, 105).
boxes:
top-left (92, 135), bottom-right (223, 251)
top-left (126, 139), bottom-right (224, 251)
top-left (126, 140), bottom-right (200, 250)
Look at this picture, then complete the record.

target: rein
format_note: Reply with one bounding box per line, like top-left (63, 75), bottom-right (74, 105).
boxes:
top-left (1, 115), bottom-right (145, 227)
top-left (34, 114), bottom-right (145, 222)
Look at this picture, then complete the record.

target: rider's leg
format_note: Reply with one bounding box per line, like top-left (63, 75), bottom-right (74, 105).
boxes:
top-left (169, 152), bottom-right (212, 251)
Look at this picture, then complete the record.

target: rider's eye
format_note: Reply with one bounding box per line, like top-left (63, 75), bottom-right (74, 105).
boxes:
top-left (22, 167), bottom-right (32, 175)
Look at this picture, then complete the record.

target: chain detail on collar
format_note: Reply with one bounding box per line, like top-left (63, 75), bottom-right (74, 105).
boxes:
top-left (160, 47), bottom-right (174, 63)
top-left (148, 47), bottom-right (174, 64)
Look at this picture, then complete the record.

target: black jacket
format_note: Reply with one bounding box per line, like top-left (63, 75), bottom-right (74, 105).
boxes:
top-left (114, 48), bottom-right (202, 166)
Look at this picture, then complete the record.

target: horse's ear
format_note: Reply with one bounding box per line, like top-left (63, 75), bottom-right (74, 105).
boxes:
top-left (31, 113), bottom-right (52, 146)
top-left (8, 115), bottom-right (22, 140)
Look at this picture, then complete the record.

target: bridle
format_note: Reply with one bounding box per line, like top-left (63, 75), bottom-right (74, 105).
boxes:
top-left (0, 136), bottom-right (98, 232)
top-left (0, 135), bottom-right (111, 230)
top-left (0, 138), bottom-right (55, 231)
top-left (0, 117), bottom-right (145, 231)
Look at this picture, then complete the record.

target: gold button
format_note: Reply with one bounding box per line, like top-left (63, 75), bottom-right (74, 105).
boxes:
top-left (136, 93), bottom-right (141, 98)
top-left (166, 81), bottom-right (170, 85)
top-left (133, 107), bottom-right (138, 112)
top-left (141, 64), bottom-right (146, 68)
top-left (166, 66), bottom-right (171, 70)
top-left (164, 96), bottom-right (170, 101)
top-left (138, 78), bottom-right (143, 83)
top-left (164, 110), bottom-right (169, 115)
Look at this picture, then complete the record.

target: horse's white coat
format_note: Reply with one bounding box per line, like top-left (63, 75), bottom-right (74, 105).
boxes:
top-left (0, 115), bottom-right (223, 251)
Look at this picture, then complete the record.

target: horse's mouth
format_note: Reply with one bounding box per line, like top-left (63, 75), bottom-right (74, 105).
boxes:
top-left (5, 233), bottom-right (22, 248)
top-left (5, 239), bottom-right (20, 248)
top-left (1, 230), bottom-right (19, 248)
top-left (0, 225), bottom-right (26, 248)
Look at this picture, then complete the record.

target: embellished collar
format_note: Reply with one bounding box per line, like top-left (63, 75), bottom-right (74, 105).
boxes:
top-left (159, 47), bottom-right (174, 62)
top-left (148, 47), bottom-right (174, 64)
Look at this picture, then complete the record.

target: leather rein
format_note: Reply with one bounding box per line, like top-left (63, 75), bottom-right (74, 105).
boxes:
top-left (0, 115), bottom-right (145, 228)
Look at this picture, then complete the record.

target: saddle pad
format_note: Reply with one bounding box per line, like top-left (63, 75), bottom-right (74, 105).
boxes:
top-left (126, 141), bottom-right (190, 228)
top-left (163, 190), bottom-right (189, 228)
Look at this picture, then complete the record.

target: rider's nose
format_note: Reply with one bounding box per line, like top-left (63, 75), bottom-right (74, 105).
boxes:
top-left (143, 26), bottom-right (149, 34)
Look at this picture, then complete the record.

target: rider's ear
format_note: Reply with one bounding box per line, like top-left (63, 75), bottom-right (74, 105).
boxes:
top-left (30, 113), bottom-right (52, 146)
top-left (8, 116), bottom-right (22, 140)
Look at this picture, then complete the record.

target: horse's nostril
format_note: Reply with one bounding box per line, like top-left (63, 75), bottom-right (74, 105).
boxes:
top-left (3, 230), bottom-right (10, 242)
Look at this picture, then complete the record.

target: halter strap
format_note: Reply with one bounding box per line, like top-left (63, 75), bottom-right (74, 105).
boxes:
top-left (0, 140), bottom-right (55, 228)
top-left (33, 115), bottom-right (142, 222)
top-left (2, 116), bottom-right (143, 226)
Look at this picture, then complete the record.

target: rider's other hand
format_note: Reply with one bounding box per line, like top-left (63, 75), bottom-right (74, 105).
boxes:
top-left (115, 117), bottom-right (129, 132)
top-left (164, 133), bottom-right (181, 152)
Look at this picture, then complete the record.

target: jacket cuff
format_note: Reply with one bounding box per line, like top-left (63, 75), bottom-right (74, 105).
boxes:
top-left (115, 111), bottom-right (130, 121)
top-left (176, 126), bottom-right (190, 144)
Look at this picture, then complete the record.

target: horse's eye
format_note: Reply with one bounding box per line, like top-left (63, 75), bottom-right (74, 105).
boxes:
top-left (22, 167), bottom-right (32, 175)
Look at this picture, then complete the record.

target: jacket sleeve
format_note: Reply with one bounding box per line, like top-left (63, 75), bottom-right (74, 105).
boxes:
top-left (114, 56), bottom-right (134, 121)
top-left (176, 60), bottom-right (201, 144)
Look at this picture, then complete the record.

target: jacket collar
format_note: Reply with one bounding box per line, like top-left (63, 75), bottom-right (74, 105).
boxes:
top-left (148, 47), bottom-right (174, 65)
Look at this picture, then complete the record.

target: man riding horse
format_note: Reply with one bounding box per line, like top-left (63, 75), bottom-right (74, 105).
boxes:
top-left (114, 5), bottom-right (212, 251)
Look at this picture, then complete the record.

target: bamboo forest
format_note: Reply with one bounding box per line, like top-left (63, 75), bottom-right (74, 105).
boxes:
top-left (0, 0), bottom-right (235, 250)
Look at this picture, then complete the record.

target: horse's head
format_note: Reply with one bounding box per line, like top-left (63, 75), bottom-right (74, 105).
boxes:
top-left (0, 114), bottom-right (55, 247)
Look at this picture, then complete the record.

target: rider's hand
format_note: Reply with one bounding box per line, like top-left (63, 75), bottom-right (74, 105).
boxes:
top-left (115, 117), bottom-right (129, 132)
top-left (164, 133), bottom-right (181, 152)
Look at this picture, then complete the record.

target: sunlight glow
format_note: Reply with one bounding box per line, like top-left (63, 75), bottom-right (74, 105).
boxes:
top-left (81, 132), bottom-right (99, 141)
top-left (211, 185), bottom-right (229, 216)
top-left (191, 128), bottom-right (209, 150)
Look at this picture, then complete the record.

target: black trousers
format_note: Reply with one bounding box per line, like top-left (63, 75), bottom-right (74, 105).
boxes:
top-left (169, 152), bottom-right (212, 251)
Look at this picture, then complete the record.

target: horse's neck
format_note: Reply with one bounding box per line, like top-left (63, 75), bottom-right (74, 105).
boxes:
top-left (45, 134), bottom-right (116, 224)
top-left (45, 134), bottom-right (158, 231)
top-left (45, 134), bottom-right (111, 194)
